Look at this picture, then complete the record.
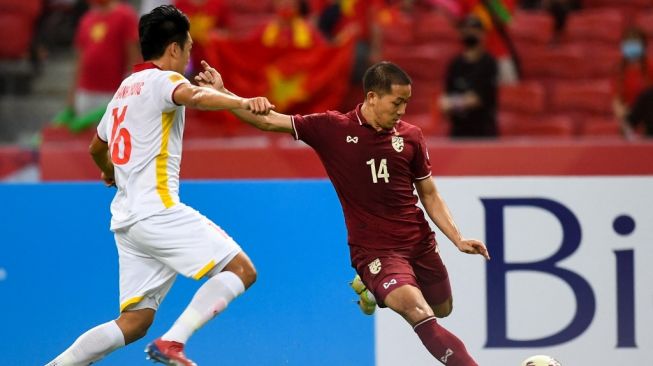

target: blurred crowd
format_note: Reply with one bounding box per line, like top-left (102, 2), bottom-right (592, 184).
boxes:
top-left (1, 0), bottom-right (652, 142)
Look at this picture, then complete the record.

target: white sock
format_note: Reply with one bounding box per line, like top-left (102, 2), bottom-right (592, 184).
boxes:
top-left (161, 271), bottom-right (245, 344)
top-left (45, 320), bottom-right (125, 366)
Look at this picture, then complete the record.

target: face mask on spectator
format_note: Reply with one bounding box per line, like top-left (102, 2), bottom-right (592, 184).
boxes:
top-left (621, 40), bottom-right (644, 60)
top-left (462, 34), bottom-right (480, 49)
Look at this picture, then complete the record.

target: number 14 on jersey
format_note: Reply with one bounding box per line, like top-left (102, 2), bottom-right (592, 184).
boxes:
top-left (366, 158), bottom-right (389, 183)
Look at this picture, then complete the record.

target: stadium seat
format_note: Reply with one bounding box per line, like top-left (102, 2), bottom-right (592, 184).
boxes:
top-left (0, 13), bottom-right (36, 59)
top-left (635, 11), bottom-right (653, 39)
top-left (550, 80), bottom-right (613, 114)
top-left (404, 112), bottom-right (448, 137)
top-left (413, 11), bottom-right (459, 44)
top-left (566, 9), bottom-right (626, 44)
top-left (0, 0), bottom-right (40, 17)
top-left (499, 81), bottom-right (546, 115)
top-left (500, 113), bottom-right (576, 138)
top-left (379, 19), bottom-right (416, 46)
top-left (579, 44), bottom-right (621, 78)
top-left (382, 44), bottom-right (457, 82)
top-left (578, 117), bottom-right (623, 137)
top-left (509, 10), bottom-right (554, 45)
top-left (519, 44), bottom-right (589, 79)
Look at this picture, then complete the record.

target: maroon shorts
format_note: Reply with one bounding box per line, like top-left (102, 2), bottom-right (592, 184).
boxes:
top-left (350, 234), bottom-right (451, 307)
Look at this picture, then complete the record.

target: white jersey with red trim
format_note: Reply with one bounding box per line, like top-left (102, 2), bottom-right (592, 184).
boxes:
top-left (97, 62), bottom-right (189, 231)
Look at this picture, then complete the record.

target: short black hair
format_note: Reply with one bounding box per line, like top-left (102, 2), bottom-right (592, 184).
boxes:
top-left (139, 5), bottom-right (190, 61)
top-left (363, 61), bottom-right (412, 96)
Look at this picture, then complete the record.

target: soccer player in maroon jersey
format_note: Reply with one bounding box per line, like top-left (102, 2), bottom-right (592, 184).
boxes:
top-left (197, 60), bottom-right (489, 366)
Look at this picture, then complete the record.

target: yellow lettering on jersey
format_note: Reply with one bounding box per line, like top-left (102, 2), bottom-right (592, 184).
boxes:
top-left (120, 295), bottom-right (144, 312)
top-left (156, 111), bottom-right (175, 208)
top-left (193, 260), bottom-right (217, 280)
top-left (168, 73), bottom-right (185, 83)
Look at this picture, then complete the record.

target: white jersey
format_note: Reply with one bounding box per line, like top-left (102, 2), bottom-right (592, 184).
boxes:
top-left (97, 62), bottom-right (190, 231)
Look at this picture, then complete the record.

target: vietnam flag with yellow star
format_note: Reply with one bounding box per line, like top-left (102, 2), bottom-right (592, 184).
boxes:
top-left (204, 34), bottom-right (355, 115)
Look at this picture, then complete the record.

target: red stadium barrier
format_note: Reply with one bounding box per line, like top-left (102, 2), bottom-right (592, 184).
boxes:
top-left (40, 132), bottom-right (653, 180)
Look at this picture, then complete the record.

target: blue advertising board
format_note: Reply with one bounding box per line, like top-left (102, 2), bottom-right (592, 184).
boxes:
top-left (0, 181), bottom-right (374, 366)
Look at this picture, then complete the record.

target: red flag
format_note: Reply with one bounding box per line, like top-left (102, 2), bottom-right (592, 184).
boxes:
top-left (205, 35), bottom-right (355, 115)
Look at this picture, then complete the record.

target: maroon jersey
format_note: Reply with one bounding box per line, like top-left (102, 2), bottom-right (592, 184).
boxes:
top-left (292, 104), bottom-right (433, 249)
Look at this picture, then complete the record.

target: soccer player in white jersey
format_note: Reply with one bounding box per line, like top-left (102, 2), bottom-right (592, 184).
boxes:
top-left (45, 5), bottom-right (275, 366)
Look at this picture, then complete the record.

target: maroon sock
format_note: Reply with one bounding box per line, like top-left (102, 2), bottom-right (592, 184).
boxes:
top-left (413, 317), bottom-right (478, 366)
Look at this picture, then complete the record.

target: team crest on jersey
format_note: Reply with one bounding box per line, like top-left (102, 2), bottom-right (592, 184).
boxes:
top-left (368, 258), bottom-right (382, 275)
top-left (391, 136), bottom-right (404, 152)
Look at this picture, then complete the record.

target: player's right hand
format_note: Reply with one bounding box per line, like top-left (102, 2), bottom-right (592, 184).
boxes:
top-left (242, 97), bottom-right (276, 115)
top-left (195, 60), bottom-right (225, 91)
top-left (456, 239), bottom-right (490, 260)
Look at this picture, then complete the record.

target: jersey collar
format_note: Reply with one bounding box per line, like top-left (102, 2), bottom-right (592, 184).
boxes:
top-left (132, 62), bottom-right (162, 72)
top-left (353, 104), bottom-right (398, 135)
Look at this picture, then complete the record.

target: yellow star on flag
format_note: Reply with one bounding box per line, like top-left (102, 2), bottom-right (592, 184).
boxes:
top-left (265, 67), bottom-right (307, 111)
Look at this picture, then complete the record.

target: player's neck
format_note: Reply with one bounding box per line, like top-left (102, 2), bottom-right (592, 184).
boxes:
top-left (360, 103), bottom-right (382, 131)
top-left (149, 59), bottom-right (171, 72)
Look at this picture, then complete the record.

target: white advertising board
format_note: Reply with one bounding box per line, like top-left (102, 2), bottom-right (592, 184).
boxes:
top-left (376, 177), bottom-right (653, 366)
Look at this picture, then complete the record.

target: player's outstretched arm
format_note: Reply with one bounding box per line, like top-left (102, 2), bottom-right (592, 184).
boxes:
top-left (194, 60), bottom-right (294, 134)
top-left (173, 81), bottom-right (273, 115)
top-left (415, 177), bottom-right (490, 260)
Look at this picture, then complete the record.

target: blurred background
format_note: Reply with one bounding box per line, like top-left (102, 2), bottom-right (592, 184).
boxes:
top-left (1, 1), bottom-right (652, 364)
top-left (1, 0), bottom-right (652, 181)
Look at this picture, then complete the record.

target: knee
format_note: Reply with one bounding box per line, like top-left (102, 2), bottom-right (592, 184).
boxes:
top-left (242, 264), bottom-right (257, 289)
top-left (231, 260), bottom-right (257, 289)
top-left (222, 253), bottom-right (257, 289)
top-left (432, 298), bottom-right (453, 318)
top-left (117, 309), bottom-right (154, 344)
top-left (394, 301), bottom-right (435, 324)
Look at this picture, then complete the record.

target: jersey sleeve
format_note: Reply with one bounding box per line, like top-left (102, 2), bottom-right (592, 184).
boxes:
top-left (291, 112), bottom-right (331, 148)
top-left (154, 71), bottom-right (191, 111)
top-left (411, 129), bottom-right (432, 181)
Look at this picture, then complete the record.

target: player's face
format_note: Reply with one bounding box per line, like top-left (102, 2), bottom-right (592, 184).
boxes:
top-left (174, 32), bottom-right (193, 74)
top-left (369, 83), bottom-right (411, 130)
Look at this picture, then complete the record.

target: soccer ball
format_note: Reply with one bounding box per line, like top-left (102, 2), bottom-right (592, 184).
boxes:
top-left (521, 355), bottom-right (562, 366)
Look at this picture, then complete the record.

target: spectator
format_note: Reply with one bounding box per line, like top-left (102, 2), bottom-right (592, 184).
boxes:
top-left (312, 0), bottom-right (382, 82)
top-left (254, 0), bottom-right (327, 49)
top-left (613, 27), bottom-right (651, 127)
top-left (452, 0), bottom-right (519, 84)
top-left (174, 0), bottom-right (231, 75)
top-left (54, 0), bottom-right (139, 132)
top-left (440, 16), bottom-right (498, 138)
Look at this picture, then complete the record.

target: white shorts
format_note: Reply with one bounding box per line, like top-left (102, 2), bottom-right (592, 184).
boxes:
top-left (114, 203), bottom-right (241, 312)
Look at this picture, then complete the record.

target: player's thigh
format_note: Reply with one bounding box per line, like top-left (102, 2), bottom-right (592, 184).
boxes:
top-left (412, 245), bottom-right (452, 315)
top-left (351, 248), bottom-right (418, 307)
top-left (115, 230), bottom-right (176, 313)
top-left (133, 204), bottom-right (242, 280)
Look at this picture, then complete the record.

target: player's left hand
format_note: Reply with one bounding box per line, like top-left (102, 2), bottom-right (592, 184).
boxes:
top-left (195, 60), bottom-right (224, 91)
top-left (455, 239), bottom-right (490, 260)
